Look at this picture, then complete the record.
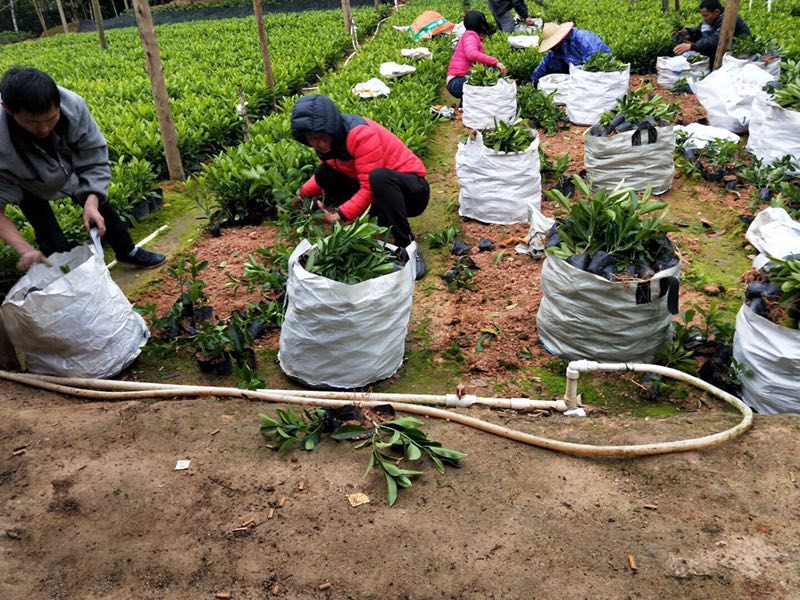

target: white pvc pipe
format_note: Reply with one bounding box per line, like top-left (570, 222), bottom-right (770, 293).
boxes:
top-left (0, 363), bottom-right (753, 458)
top-left (106, 224), bottom-right (168, 269)
top-left (20, 373), bottom-right (567, 411)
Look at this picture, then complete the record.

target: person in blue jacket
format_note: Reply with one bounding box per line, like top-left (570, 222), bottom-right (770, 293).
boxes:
top-left (530, 22), bottom-right (612, 85)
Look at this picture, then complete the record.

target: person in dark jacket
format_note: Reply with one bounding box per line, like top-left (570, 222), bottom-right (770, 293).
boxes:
top-left (530, 22), bottom-right (612, 85)
top-left (673, 0), bottom-right (751, 60)
top-left (291, 94), bottom-right (430, 280)
top-left (0, 67), bottom-right (165, 271)
top-left (487, 0), bottom-right (537, 33)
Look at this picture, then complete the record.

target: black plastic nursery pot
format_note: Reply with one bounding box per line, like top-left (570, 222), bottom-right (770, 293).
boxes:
top-left (131, 199), bottom-right (150, 222)
top-left (236, 348), bottom-right (257, 370)
top-left (195, 351), bottom-right (233, 376)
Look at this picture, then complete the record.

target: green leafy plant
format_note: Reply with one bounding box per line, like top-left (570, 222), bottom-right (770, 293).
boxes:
top-left (730, 34), bottom-right (783, 59)
top-left (166, 255), bottom-right (209, 325)
top-left (768, 58), bottom-right (800, 111)
top-left (259, 411), bottom-right (466, 505)
top-left (545, 176), bottom-right (678, 266)
top-left (259, 408), bottom-right (328, 453)
top-left (482, 119), bottom-right (535, 153)
top-left (442, 260), bottom-right (477, 292)
top-left (332, 417), bottom-right (466, 506)
top-left (517, 84), bottom-right (568, 136)
top-left (539, 148), bottom-right (570, 183)
top-left (427, 224), bottom-right (461, 249)
top-left (466, 63), bottom-right (502, 86)
top-left (599, 84), bottom-right (680, 129)
top-left (580, 51), bottom-right (626, 73)
top-left (301, 214), bottom-right (398, 284)
top-left (767, 257), bottom-right (800, 329)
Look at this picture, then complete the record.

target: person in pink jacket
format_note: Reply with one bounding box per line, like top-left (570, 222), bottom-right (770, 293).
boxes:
top-left (446, 11), bottom-right (508, 99)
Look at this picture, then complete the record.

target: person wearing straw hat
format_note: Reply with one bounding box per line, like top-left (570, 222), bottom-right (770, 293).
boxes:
top-left (530, 22), bottom-right (612, 85)
top-left (446, 11), bottom-right (508, 100)
top-left (487, 0), bottom-right (538, 33)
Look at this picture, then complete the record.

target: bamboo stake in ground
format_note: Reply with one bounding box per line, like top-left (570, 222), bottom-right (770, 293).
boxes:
top-left (30, 0), bottom-right (48, 34)
top-left (132, 0), bottom-right (185, 180)
top-left (713, 0), bottom-right (740, 70)
top-left (341, 0), bottom-right (353, 35)
top-left (90, 0), bottom-right (107, 49)
top-left (252, 0), bottom-right (275, 88)
top-left (55, 0), bottom-right (69, 33)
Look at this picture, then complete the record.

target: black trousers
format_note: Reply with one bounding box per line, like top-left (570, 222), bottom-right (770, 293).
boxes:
top-left (313, 164), bottom-right (429, 248)
top-left (19, 191), bottom-right (135, 257)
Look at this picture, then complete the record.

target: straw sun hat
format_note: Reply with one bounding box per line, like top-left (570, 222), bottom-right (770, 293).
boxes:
top-left (539, 22), bottom-right (574, 53)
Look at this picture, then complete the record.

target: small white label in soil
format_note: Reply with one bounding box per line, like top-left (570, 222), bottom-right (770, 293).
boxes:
top-left (175, 459), bottom-right (191, 471)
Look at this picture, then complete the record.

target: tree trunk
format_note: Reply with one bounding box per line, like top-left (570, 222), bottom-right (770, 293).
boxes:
top-left (90, 0), bottom-right (107, 49)
top-left (31, 0), bottom-right (48, 33)
top-left (661, 0), bottom-right (669, 12)
top-left (713, 0), bottom-right (740, 70)
top-left (9, 0), bottom-right (18, 33)
top-left (674, 0), bottom-right (680, 9)
top-left (56, 0), bottom-right (70, 33)
top-left (123, 0), bottom-right (130, 12)
top-left (132, 0), bottom-right (185, 181)
top-left (341, 0), bottom-right (352, 35)
top-left (374, 0), bottom-right (380, 11)
top-left (111, 0), bottom-right (119, 18)
top-left (252, 0), bottom-right (274, 88)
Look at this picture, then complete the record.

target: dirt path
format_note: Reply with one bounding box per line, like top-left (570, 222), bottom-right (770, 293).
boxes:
top-left (1, 383), bottom-right (799, 599)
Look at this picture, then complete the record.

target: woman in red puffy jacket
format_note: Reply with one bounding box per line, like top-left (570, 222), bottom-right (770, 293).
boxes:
top-left (291, 94), bottom-right (430, 279)
top-left (446, 11), bottom-right (507, 99)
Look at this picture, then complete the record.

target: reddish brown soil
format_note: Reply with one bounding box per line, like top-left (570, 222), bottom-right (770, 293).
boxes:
top-left (143, 225), bottom-right (278, 319)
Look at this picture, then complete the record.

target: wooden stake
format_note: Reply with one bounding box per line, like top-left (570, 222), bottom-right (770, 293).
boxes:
top-left (55, 0), bottom-right (70, 33)
top-left (661, 0), bottom-right (669, 12)
top-left (374, 0), bottom-right (380, 10)
top-left (252, 0), bottom-right (275, 88)
top-left (132, 0), bottom-right (185, 181)
top-left (713, 0), bottom-right (740, 70)
top-left (341, 0), bottom-right (353, 35)
top-left (90, 0), bottom-right (107, 49)
top-left (31, 0), bottom-right (48, 34)
top-left (674, 0), bottom-right (680, 10)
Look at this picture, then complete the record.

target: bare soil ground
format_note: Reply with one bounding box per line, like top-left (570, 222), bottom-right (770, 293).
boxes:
top-left (2, 79), bottom-right (799, 600)
top-left (1, 384), bottom-right (799, 600)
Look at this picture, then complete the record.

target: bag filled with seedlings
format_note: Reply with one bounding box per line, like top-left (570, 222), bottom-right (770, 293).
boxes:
top-left (747, 59), bottom-right (800, 175)
top-left (732, 209), bottom-right (800, 414)
top-left (566, 52), bottom-right (630, 126)
top-left (536, 177), bottom-right (681, 361)
top-left (724, 35), bottom-right (783, 79)
top-left (656, 53), bottom-right (709, 89)
top-left (585, 85), bottom-right (679, 194)
top-left (462, 65), bottom-right (518, 130)
top-left (278, 215), bottom-right (416, 389)
top-left (456, 120), bottom-right (542, 224)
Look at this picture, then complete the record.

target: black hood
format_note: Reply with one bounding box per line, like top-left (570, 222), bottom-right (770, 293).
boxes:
top-left (464, 11), bottom-right (492, 36)
top-left (291, 94), bottom-right (365, 160)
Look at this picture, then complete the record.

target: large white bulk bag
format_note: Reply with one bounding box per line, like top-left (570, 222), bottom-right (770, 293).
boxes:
top-left (747, 92), bottom-right (800, 176)
top-left (462, 78), bottom-right (517, 129)
top-left (566, 63), bottom-right (630, 125)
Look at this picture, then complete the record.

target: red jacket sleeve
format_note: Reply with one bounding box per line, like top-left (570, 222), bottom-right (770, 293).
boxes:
top-left (336, 126), bottom-right (383, 221)
top-left (300, 174), bottom-right (323, 198)
top-left (463, 33), bottom-right (498, 67)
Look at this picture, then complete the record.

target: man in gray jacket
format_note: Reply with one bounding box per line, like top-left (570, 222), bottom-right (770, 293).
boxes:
top-left (0, 67), bottom-right (165, 271)
top-left (488, 0), bottom-right (537, 33)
